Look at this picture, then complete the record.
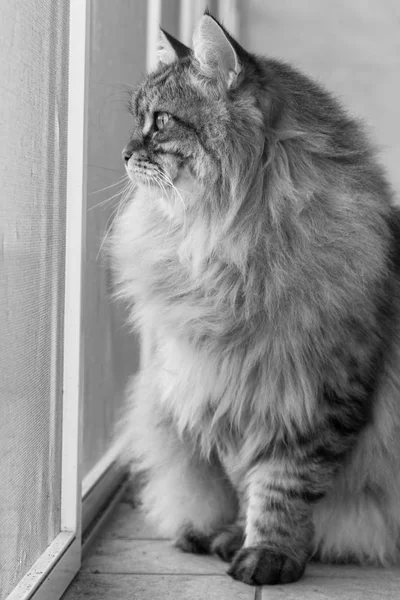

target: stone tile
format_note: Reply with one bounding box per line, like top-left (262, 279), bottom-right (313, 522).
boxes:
top-left (68, 498), bottom-right (400, 600)
top-left (260, 563), bottom-right (400, 599)
top-left (63, 573), bottom-right (256, 600)
top-left (82, 538), bottom-right (228, 575)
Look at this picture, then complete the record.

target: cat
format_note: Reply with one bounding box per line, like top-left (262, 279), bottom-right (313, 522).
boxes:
top-left (110, 12), bottom-right (400, 586)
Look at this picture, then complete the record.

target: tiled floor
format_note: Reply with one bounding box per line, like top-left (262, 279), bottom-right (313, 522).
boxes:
top-left (63, 497), bottom-right (400, 600)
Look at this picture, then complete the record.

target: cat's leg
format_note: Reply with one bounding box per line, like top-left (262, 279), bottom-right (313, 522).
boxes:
top-left (126, 374), bottom-right (238, 545)
top-left (228, 399), bottom-right (372, 585)
top-left (228, 456), bottom-right (316, 585)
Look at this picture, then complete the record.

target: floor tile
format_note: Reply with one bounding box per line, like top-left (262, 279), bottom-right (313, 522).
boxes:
top-left (99, 499), bottom-right (163, 541)
top-left (260, 563), bottom-right (400, 599)
top-left (63, 573), bottom-right (256, 600)
top-left (82, 538), bottom-right (228, 575)
top-left (63, 498), bottom-right (400, 600)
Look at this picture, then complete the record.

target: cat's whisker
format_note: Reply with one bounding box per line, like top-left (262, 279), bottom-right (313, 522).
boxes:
top-left (154, 174), bottom-right (175, 224)
top-left (116, 81), bottom-right (137, 91)
top-left (157, 171), bottom-right (187, 212)
top-left (153, 172), bottom-right (168, 198)
top-left (151, 173), bottom-right (181, 235)
top-left (159, 181), bottom-right (171, 207)
top-left (159, 172), bottom-right (188, 231)
top-left (154, 171), bottom-right (173, 200)
top-left (89, 175), bottom-right (129, 195)
top-left (96, 181), bottom-right (134, 261)
top-left (88, 180), bottom-right (132, 212)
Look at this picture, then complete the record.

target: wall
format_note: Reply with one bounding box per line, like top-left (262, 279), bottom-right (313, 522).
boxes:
top-left (241, 0), bottom-right (400, 196)
top-left (84, 0), bottom-right (147, 476)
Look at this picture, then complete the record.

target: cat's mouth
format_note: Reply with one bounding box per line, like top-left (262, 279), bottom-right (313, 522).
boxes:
top-left (125, 159), bottom-right (169, 188)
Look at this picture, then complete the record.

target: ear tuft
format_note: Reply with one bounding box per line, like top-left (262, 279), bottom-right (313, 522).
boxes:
top-left (193, 15), bottom-right (241, 87)
top-left (156, 29), bottom-right (191, 67)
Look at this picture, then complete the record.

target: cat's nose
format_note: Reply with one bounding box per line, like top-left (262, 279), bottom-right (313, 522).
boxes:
top-left (122, 147), bottom-right (132, 164)
top-left (123, 139), bottom-right (143, 164)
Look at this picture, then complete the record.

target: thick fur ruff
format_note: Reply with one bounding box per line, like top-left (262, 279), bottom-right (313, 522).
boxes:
top-left (110, 13), bottom-right (400, 584)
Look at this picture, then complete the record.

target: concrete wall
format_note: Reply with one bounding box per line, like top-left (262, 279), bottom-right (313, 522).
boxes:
top-left (240, 0), bottom-right (400, 196)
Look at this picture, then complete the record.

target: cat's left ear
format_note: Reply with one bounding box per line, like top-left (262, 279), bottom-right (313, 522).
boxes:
top-left (192, 15), bottom-right (241, 88)
top-left (156, 29), bottom-right (191, 67)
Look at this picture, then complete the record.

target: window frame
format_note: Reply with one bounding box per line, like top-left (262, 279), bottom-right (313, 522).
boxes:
top-left (5, 1), bottom-right (90, 598)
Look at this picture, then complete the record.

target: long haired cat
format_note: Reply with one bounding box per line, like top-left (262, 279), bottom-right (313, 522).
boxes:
top-left (110, 13), bottom-right (400, 586)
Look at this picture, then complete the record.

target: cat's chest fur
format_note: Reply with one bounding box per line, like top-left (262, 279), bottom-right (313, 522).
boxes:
top-left (111, 193), bottom-right (269, 444)
top-left (112, 192), bottom-right (251, 343)
top-left (111, 192), bottom-right (318, 450)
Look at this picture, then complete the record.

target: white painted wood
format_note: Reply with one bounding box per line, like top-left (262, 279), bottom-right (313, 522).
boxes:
top-left (60, 0), bottom-right (89, 537)
top-left (82, 479), bottom-right (129, 556)
top-left (82, 434), bottom-right (130, 499)
top-left (81, 433), bottom-right (129, 536)
top-left (147, 0), bottom-right (162, 71)
top-left (5, 534), bottom-right (77, 600)
top-left (179, 0), bottom-right (194, 46)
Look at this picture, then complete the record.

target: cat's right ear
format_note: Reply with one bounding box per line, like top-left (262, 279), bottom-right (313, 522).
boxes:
top-left (192, 15), bottom-right (242, 88)
top-left (156, 29), bottom-right (191, 67)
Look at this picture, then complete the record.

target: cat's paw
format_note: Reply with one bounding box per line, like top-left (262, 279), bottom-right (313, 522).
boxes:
top-left (210, 525), bottom-right (244, 562)
top-left (174, 528), bottom-right (211, 555)
top-left (227, 546), bottom-right (306, 586)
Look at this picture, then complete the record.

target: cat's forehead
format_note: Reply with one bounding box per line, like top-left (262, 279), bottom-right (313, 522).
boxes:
top-left (131, 62), bottom-right (206, 119)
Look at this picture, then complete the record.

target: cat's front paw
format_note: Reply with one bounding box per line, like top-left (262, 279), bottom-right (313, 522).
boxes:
top-left (174, 527), bottom-right (211, 555)
top-left (227, 546), bottom-right (306, 586)
top-left (210, 525), bottom-right (244, 562)
top-left (175, 524), bottom-right (244, 560)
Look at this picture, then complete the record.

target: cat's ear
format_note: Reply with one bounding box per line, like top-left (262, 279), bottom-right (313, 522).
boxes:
top-left (192, 15), bottom-right (241, 88)
top-left (156, 29), bottom-right (191, 67)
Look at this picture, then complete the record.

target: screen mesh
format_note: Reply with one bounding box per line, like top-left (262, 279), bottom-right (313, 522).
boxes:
top-left (0, 1), bottom-right (70, 597)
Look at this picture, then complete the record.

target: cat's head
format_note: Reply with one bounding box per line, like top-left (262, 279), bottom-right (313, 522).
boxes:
top-left (123, 13), bottom-right (268, 219)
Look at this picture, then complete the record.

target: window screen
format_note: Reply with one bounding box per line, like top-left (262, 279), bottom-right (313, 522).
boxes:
top-left (0, 1), bottom-right (70, 597)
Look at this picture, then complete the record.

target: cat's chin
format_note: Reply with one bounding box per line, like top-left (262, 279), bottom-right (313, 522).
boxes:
top-left (128, 179), bottom-right (183, 220)
top-left (125, 170), bottom-right (156, 188)
top-left (126, 174), bottom-right (170, 201)
top-left (126, 171), bottom-right (178, 194)
top-left (136, 181), bottom-right (163, 194)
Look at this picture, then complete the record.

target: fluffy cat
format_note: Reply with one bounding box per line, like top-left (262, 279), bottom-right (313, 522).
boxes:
top-left (110, 13), bottom-right (400, 586)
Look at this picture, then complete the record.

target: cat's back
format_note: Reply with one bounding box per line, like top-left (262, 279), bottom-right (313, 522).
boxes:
top-left (388, 205), bottom-right (400, 275)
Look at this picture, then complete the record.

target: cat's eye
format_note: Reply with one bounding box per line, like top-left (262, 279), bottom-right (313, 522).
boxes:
top-left (154, 112), bottom-right (170, 131)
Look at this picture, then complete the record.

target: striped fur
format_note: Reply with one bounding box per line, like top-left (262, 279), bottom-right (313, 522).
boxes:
top-left (110, 14), bottom-right (400, 586)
